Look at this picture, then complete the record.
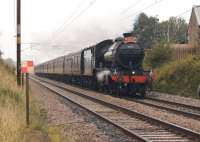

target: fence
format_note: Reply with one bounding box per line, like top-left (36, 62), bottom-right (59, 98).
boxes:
top-left (171, 47), bottom-right (198, 60)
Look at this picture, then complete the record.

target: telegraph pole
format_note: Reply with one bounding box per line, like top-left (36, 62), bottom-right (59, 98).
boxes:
top-left (167, 21), bottom-right (170, 42)
top-left (16, 0), bottom-right (21, 85)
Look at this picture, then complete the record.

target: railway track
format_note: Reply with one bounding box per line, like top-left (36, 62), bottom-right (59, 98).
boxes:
top-left (147, 96), bottom-right (200, 113)
top-left (128, 97), bottom-right (200, 120)
top-left (31, 76), bottom-right (200, 142)
top-left (33, 75), bottom-right (200, 121)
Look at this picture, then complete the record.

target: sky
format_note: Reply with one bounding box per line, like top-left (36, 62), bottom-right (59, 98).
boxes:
top-left (0, 0), bottom-right (199, 64)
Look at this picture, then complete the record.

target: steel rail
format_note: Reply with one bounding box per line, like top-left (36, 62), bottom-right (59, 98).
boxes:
top-left (31, 77), bottom-right (149, 141)
top-left (146, 96), bottom-right (200, 111)
top-left (127, 98), bottom-right (200, 120)
top-left (32, 75), bottom-right (200, 120)
top-left (31, 76), bottom-right (200, 141)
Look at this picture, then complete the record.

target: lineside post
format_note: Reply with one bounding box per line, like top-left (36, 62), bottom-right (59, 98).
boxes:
top-left (21, 73), bottom-right (24, 88)
top-left (26, 73), bottom-right (30, 126)
top-left (16, 0), bottom-right (21, 85)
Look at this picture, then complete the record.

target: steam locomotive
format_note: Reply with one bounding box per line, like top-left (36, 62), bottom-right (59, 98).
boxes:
top-left (35, 33), bottom-right (154, 97)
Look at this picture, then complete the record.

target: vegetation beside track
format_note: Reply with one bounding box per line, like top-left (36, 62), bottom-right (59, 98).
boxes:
top-left (144, 43), bottom-right (173, 69)
top-left (144, 44), bottom-right (200, 98)
top-left (152, 55), bottom-right (200, 98)
top-left (0, 59), bottom-right (75, 142)
top-left (0, 59), bottom-right (25, 142)
top-left (0, 59), bottom-right (46, 141)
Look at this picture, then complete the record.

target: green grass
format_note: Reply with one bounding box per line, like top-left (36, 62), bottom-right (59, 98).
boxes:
top-left (0, 59), bottom-right (50, 142)
top-left (154, 55), bottom-right (200, 98)
top-left (0, 59), bottom-right (73, 142)
top-left (0, 59), bottom-right (25, 142)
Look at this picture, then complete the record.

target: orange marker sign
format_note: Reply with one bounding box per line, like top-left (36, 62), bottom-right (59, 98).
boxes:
top-left (27, 60), bottom-right (33, 67)
top-left (21, 60), bottom-right (33, 73)
top-left (21, 66), bottom-right (28, 73)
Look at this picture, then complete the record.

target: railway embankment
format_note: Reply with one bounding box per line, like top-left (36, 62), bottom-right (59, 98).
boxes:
top-left (154, 55), bottom-right (200, 98)
top-left (0, 59), bottom-right (51, 142)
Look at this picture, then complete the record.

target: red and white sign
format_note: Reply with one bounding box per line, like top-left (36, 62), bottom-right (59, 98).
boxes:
top-left (21, 60), bottom-right (33, 73)
top-left (21, 66), bottom-right (28, 73)
top-left (27, 60), bottom-right (33, 67)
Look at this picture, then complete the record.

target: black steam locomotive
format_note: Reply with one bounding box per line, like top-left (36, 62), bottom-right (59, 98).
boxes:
top-left (35, 33), bottom-right (155, 97)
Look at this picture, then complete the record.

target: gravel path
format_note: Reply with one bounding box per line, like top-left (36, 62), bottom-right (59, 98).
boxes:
top-left (30, 81), bottom-right (137, 142)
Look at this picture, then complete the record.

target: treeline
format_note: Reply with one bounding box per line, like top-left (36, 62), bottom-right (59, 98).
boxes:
top-left (132, 13), bottom-right (188, 48)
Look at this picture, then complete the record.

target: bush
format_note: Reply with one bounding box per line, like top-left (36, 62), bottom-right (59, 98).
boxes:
top-left (144, 43), bottom-right (172, 69)
top-left (154, 55), bottom-right (200, 98)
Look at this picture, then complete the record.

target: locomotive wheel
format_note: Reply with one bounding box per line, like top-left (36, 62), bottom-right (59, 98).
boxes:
top-left (140, 91), bottom-right (146, 99)
top-left (108, 86), bottom-right (113, 95)
top-left (116, 85), bottom-right (122, 98)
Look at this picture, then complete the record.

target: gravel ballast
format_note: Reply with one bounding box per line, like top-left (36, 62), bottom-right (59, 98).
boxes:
top-left (150, 91), bottom-right (200, 107)
top-left (36, 77), bottom-right (200, 133)
top-left (30, 80), bottom-right (137, 142)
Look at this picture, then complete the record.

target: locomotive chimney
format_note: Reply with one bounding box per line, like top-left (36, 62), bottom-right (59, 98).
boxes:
top-left (123, 33), bottom-right (137, 44)
top-left (123, 33), bottom-right (132, 38)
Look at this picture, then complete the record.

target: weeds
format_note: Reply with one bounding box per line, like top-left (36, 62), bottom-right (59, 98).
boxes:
top-left (154, 55), bottom-right (200, 98)
top-left (0, 60), bottom-right (49, 142)
top-left (0, 100), bottom-right (24, 142)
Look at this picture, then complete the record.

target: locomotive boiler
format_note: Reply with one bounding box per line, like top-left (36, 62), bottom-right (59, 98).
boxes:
top-left (95, 33), bottom-right (148, 96)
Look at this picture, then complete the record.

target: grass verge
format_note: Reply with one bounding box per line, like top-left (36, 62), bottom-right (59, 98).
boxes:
top-left (0, 59), bottom-right (50, 142)
top-left (154, 55), bottom-right (200, 98)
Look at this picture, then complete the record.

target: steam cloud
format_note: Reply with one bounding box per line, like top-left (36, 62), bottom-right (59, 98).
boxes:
top-left (30, 15), bottom-right (131, 64)
top-left (97, 70), bottom-right (111, 82)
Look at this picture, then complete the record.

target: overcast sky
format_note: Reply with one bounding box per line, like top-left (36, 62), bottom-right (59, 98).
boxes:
top-left (0, 0), bottom-right (199, 64)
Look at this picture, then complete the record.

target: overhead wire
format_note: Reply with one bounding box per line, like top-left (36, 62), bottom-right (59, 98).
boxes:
top-left (32, 0), bottom-right (96, 57)
top-left (35, 0), bottom-right (191, 57)
top-left (175, 9), bottom-right (192, 18)
top-left (53, 0), bottom-right (87, 36)
top-left (124, 0), bottom-right (165, 19)
top-left (50, 0), bottom-right (97, 45)
top-left (41, 0), bottom-right (87, 46)
top-left (121, 0), bottom-right (143, 14)
top-left (56, 0), bottom-right (96, 35)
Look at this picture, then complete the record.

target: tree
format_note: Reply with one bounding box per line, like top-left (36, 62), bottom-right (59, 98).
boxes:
top-left (158, 17), bottom-right (188, 43)
top-left (144, 43), bottom-right (172, 68)
top-left (131, 13), bottom-right (188, 48)
top-left (168, 17), bottom-right (188, 43)
top-left (132, 13), bottom-right (159, 48)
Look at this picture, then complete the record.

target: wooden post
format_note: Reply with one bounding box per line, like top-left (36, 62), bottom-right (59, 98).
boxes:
top-left (26, 73), bottom-right (29, 126)
top-left (16, 0), bottom-right (21, 85)
top-left (21, 73), bottom-right (24, 87)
